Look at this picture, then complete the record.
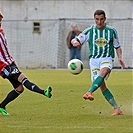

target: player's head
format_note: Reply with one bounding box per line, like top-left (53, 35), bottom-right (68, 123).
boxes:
top-left (94, 10), bottom-right (106, 29)
top-left (0, 12), bottom-right (3, 27)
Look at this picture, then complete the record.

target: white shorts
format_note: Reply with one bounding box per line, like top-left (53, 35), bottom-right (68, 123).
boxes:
top-left (89, 57), bottom-right (113, 82)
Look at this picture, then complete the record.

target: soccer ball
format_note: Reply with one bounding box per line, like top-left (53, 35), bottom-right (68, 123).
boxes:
top-left (68, 59), bottom-right (84, 75)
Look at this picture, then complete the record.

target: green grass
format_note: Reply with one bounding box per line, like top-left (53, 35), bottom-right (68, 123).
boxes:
top-left (0, 69), bottom-right (132, 133)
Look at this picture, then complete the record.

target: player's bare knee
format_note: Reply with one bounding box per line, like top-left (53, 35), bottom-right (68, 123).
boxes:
top-left (18, 73), bottom-right (27, 83)
top-left (100, 68), bottom-right (110, 78)
top-left (16, 84), bottom-right (24, 92)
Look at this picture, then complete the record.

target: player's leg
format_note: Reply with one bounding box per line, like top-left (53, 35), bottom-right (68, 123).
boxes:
top-left (100, 82), bottom-right (118, 109)
top-left (86, 67), bottom-right (110, 92)
top-left (2, 62), bottom-right (52, 98)
top-left (100, 82), bottom-right (123, 116)
top-left (100, 57), bottom-right (123, 115)
top-left (18, 73), bottom-right (52, 98)
top-left (83, 70), bottom-right (105, 100)
top-left (0, 79), bottom-right (23, 116)
top-left (83, 58), bottom-right (103, 100)
top-left (0, 63), bottom-right (24, 115)
top-left (83, 57), bottom-right (112, 100)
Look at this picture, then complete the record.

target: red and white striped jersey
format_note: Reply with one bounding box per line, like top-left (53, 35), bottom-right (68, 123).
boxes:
top-left (0, 28), bottom-right (14, 74)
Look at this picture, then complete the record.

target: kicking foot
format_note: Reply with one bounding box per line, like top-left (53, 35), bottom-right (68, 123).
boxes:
top-left (112, 108), bottom-right (124, 116)
top-left (83, 92), bottom-right (94, 101)
top-left (44, 86), bottom-right (52, 98)
top-left (0, 108), bottom-right (10, 116)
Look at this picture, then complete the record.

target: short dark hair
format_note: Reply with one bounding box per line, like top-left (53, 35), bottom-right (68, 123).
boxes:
top-left (94, 10), bottom-right (106, 18)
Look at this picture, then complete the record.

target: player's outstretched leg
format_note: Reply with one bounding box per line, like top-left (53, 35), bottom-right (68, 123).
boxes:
top-left (83, 76), bottom-right (104, 100)
top-left (22, 78), bottom-right (52, 98)
top-left (102, 88), bottom-right (124, 116)
top-left (0, 89), bottom-right (23, 116)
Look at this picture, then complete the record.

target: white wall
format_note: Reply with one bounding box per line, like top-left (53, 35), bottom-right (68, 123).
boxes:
top-left (0, 0), bottom-right (132, 20)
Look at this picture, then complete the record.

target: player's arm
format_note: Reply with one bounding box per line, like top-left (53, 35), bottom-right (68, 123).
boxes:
top-left (71, 31), bottom-right (89, 47)
top-left (116, 47), bottom-right (125, 68)
top-left (113, 28), bottom-right (125, 68)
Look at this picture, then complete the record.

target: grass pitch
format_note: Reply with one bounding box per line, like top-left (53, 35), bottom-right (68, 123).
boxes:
top-left (0, 69), bottom-right (132, 133)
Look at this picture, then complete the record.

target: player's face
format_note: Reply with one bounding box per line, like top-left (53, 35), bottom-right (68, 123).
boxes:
top-left (94, 14), bottom-right (106, 29)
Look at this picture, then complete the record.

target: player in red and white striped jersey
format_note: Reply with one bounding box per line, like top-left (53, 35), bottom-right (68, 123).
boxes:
top-left (0, 12), bottom-right (52, 116)
top-left (0, 29), bottom-right (14, 73)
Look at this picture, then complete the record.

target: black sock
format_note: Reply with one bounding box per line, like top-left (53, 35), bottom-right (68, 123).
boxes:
top-left (22, 78), bottom-right (44, 94)
top-left (0, 89), bottom-right (22, 109)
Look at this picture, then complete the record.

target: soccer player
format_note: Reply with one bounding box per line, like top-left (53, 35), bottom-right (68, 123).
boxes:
top-left (0, 12), bottom-right (52, 116)
top-left (71, 10), bottom-right (125, 116)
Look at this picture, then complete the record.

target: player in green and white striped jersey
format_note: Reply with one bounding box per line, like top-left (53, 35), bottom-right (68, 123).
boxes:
top-left (71, 10), bottom-right (125, 116)
top-left (80, 24), bottom-right (120, 59)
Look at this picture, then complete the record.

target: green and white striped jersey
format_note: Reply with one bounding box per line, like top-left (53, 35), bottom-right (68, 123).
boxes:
top-left (76, 24), bottom-right (120, 59)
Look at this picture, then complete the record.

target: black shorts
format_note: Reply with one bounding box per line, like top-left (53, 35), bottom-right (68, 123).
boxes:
top-left (1, 62), bottom-right (22, 88)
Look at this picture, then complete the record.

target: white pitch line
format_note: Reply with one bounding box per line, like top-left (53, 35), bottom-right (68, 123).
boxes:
top-left (7, 125), bottom-right (107, 129)
top-left (7, 125), bottom-right (133, 131)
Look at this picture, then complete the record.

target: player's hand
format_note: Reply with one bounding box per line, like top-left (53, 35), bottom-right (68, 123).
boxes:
top-left (119, 58), bottom-right (125, 68)
top-left (71, 39), bottom-right (80, 47)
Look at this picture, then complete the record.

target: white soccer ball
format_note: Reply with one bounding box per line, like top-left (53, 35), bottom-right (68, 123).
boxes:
top-left (68, 59), bottom-right (84, 75)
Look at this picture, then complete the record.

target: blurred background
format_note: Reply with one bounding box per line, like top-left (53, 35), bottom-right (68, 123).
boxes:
top-left (0, 0), bottom-right (132, 69)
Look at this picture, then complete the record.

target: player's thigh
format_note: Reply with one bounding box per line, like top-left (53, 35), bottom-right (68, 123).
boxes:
top-left (8, 76), bottom-right (22, 89)
top-left (89, 58), bottom-right (100, 82)
top-left (100, 57), bottom-right (113, 79)
top-left (8, 76), bottom-right (24, 92)
top-left (1, 62), bottom-right (22, 88)
top-left (1, 62), bottom-right (21, 79)
top-left (100, 57), bottom-right (113, 70)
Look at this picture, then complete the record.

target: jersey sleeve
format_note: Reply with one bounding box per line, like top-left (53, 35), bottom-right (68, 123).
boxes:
top-left (75, 27), bottom-right (90, 44)
top-left (113, 28), bottom-right (121, 49)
